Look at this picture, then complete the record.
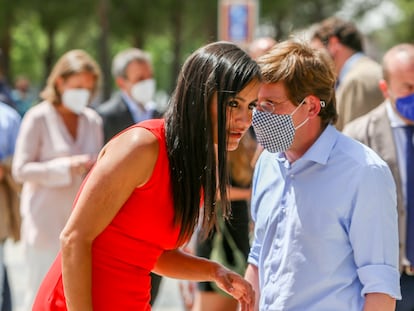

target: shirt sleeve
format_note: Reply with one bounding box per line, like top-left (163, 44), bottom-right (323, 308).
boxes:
top-left (0, 107), bottom-right (21, 160)
top-left (92, 112), bottom-right (104, 153)
top-left (8, 110), bottom-right (21, 156)
top-left (248, 155), bottom-right (264, 267)
top-left (349, 162), bottom-right (401, 299)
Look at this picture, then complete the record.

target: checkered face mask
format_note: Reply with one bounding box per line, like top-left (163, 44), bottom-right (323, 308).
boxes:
top-left (252, 100), bottom-right (308, 153)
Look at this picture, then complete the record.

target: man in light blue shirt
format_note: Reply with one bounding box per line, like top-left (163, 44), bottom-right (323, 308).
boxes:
top-left (0, 103), bottom-right (20, 160)
top-left (246, 39), bottom-right (401, 311)
top-left (0, 101), bottom-right (21, 310)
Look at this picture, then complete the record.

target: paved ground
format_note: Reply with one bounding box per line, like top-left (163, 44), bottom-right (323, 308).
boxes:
top-left (4, 240), bottom-right (185, 311)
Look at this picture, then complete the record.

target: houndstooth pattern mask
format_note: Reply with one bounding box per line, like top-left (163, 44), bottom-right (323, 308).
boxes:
top-left (252, 109), bottom-right (295, 153)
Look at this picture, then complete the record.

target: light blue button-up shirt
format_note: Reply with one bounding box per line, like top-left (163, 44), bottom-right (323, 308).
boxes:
top-left (0, 102), bottom-right (21, 160)
top-left (249, 125), bottom-right (401, 311)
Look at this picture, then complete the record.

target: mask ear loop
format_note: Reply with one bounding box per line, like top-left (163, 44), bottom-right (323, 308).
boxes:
top-left (294, 99), bottom-right (325, 130)
top-left (292, 98), bottom-right (309, 130)
top-left (290, 98), bottom-right (307, 116)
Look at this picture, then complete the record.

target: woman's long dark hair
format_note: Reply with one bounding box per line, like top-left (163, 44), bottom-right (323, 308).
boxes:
top-left (165, 41), bottom-right (261, 244)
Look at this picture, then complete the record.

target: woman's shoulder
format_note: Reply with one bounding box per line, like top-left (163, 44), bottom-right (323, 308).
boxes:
top-left (25, 100), bottom-right (49, 113)
top-left (83, 106), bottom-right (104, 124)
top-left (137, 118), bottom-right (165, 133)
top-left (103, 125), bottom-right (160, 159)
top-left (21, 101), bottom-right (51, 122)
top-left (135, 118), bottom-right (166, 143)
top-left (98, 126), bottom-right (160, 186)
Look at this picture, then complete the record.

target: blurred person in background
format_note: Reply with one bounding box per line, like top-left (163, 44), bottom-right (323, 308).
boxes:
top-left (12, 49), bottom-right (104, 310)
top-left (343, 43), bottom-right (414, 311)
top-left (95, 48), bottom-right (163, 144)
top-left (0, 59), bottom-right (19, 311)
top-left (94, 47), bottom-right (164, 304)
top-left (11, 75), bottom-right (38, 117)
top-left (0, 64), bottom-right (16, 111)
top-left (0, 101), bottom-right (21, 311)
top-left (192, 129), bottom-right (257, 311)
top-left (248, 37), bottom-right (277, 61)
top-left (311, 16), bottom-right (383, 131)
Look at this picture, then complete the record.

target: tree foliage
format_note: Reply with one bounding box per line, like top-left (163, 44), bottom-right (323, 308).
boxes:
top-left (260, 0), bottom-right (343, 40)
top-left (0, 0), bottom-right (410, 99)
top-left (393, 0), bottom-right (414, 42)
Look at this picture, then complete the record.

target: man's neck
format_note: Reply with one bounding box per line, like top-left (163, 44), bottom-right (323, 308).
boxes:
top-left (285, 123), bottom-right (325, 164)
top-left (335, 49), bottom-right (357, 77)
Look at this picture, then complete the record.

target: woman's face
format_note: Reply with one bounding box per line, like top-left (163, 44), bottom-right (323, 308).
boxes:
top-left (211, 79), bottom-right (261, 151)
top-left (56, 71), bottom-right (97, 114)
top-left (57, 72), bottom-right (96, 101)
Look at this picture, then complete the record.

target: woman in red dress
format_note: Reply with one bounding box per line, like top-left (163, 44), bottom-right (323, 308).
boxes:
top-left (33, 41), bottom-right (262, 311)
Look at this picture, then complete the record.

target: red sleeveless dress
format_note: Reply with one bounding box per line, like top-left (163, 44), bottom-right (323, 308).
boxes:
top-left (33, 119), bottom-right (181, 311)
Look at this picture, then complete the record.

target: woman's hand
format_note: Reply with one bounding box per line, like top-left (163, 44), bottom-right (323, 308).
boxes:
top-left (212, 265), bottom-right (255, 311)
top-left (154, 249), bottom-right (255, 310)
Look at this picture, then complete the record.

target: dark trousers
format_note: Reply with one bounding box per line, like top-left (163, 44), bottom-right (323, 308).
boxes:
top-left (2, 266), bottom-right (11, 311)
top-left (150, 272), bottom-right (162, 305)
top-left (396, 273), bottom-right (414, 311)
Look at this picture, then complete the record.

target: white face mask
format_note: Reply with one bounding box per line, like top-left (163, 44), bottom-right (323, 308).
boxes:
top-left (62, 89), bottom-right (90, 114)
top-left (130, 79), bottom-right (155, 104)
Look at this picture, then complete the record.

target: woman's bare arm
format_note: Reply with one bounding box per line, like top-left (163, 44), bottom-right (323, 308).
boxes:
top-left (60, 127), bottom-right (159, 311)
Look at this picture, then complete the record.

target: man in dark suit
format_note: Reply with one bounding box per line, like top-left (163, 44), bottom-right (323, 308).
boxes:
top-left (94, 48), bottom-right (163, 304)
top-left (96, 48), bottom-right (163, 143)
top-left (343, 43), bottom-right (414, 311)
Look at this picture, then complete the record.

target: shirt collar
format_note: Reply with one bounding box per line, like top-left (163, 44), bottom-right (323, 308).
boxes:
top-left (276, 124), bottom-right (338, 166)
top-left (338, 52), bottom-right (364, 86)
top-left (301, 124), bottom-right (337, 165)
top-left (385, 99), bottom-right (406, 128)
top-left (121, 91), bottom-right (151, 123)
top-left (121, 91), bottom-right (144, 112)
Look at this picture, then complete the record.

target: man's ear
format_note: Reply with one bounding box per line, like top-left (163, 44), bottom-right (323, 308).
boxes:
top-left (327, 36), bottom-right (340, 53)
top-left (378, 79), bottom-right (389, 99)
top-left (115, 76), bottom-right (126, 90)
top-left (307, 95), bottom-right (322, 118)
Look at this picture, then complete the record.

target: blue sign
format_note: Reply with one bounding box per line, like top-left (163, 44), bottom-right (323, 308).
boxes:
top-left (228, 4), bottom-right (249, 42)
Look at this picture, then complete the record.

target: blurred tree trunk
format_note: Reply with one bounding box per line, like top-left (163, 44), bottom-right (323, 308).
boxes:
top-left (98, 0), bottom-right (112, 101)
top-left (43, 27), bottom-right (55, 86)
top-left (260, 0), bottom-right (343, 40)
top-left (169, 0), bottom-right (184, 93)
top-left (132, 35), bottom-right (144, 49)
top-left (0, 1), bottom-right (13, 80)
top-left (0, 22), bottom-right (12, 80)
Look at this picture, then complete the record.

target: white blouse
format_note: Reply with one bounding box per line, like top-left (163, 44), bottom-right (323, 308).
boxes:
top-left (12, 101), bottom-right (103, 251)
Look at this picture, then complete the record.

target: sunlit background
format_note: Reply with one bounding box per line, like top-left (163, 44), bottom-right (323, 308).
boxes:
top-left (0, 0), bottom-right (411, 105)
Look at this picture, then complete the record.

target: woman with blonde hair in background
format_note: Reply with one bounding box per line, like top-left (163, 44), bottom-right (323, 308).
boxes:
top-left (12, 49), bottom-right (103, 310)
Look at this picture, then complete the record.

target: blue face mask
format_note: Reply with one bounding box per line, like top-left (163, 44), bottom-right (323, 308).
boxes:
top-left (396, 93), bottom-right (414, 121)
